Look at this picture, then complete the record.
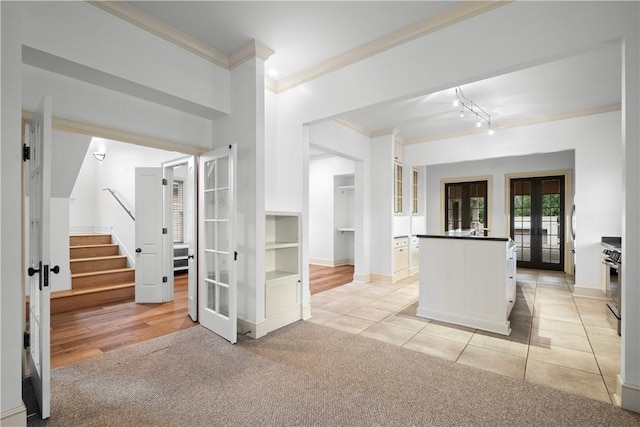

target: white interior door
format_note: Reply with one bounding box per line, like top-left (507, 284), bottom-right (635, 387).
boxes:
top-left (135, 167), bottom-right (165, 303)
top-left (162, 156), bottom-right (198, 320)
top-left (185, 156), bottom-right (198, 321)
top-left (27, 96), bottom-right (53, 419)
top-left (163, 167), bottom-right (174, 301)
top-left (199, 145), bottom-right (237, 343)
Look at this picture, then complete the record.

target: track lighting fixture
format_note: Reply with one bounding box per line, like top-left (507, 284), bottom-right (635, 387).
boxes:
top-left (455, 87), bottom-right (494, 135)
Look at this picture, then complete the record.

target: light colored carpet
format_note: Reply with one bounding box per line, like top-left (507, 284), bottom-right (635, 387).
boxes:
top-left (31, 321), bottom-right (640, 426)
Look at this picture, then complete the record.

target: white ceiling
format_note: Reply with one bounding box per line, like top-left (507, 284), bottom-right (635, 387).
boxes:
top-left (124, 1), bottom-right (622, 145)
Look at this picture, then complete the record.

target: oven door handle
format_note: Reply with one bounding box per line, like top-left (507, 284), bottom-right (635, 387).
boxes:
top-left (602, 260), bottom-right (619, 269)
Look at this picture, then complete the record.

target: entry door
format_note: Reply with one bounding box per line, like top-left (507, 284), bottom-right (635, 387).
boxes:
top-left (27, 97), bottom-right (53, 419)
top-left (135, 167), bottom-right (171, 303)
top-left (511, 176), bottom-right (565, 271)
top-left (199, 145), bottom-right (237, 343)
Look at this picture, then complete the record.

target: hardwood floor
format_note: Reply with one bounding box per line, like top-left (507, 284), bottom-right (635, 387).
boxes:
top-left (309, 264), bottom-right (354, 294)
top-left (49, 266), bottom-right (352, 368)
top-left (50, 273), bottom-right (196, 368)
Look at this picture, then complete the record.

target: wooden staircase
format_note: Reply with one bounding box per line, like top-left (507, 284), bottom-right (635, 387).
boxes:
top-left (51, 234), bottom-right (135, 314)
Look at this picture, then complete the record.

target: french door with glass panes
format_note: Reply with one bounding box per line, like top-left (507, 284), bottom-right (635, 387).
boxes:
top-left (445, 181), bottom-right (487, 233)
top-left (199, 145), bottom-right (237, 343)
top-left (510, 176), bottom-right (564, 271)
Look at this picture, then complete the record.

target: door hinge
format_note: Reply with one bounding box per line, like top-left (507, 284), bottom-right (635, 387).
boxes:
top-left (228, 144), bottom-right (232, 149)
top-left (23, 144), bottom-right (30, 161)
top-left (24, 332), bottom-right (30, 349)
top-left (162, 227), bottom-right (168, 234)
top-left (234, 251), bottom-right (238, 261)
top-left (162, 276), bottom-right (168, 283)
top-left (162, 178), bottom-right (168, 185)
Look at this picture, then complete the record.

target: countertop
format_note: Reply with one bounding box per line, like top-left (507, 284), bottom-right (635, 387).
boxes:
top-left (602, 236), bottom-right (621, 250)
top-left (418, 234), bottom-right (511, 242)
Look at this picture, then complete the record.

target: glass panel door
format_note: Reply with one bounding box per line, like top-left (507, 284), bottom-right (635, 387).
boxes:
top-left (510, 176), bottom-right (564, 270)
top-left (199, 146), bottom-right (236, 343)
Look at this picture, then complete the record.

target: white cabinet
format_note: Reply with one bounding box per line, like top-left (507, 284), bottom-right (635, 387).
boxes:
top-left (417, 236), bottom-right (517, 335)
top-left (506, 243), bottom-right (517, 317)
top-left (264, 212), bottom-right (301, 335)
top-left (394, 162), bottom-right (403, 214)
top-left (410, 236), bottom-right (420, 272)
top-left (393, 237), bottom-right (409, 273)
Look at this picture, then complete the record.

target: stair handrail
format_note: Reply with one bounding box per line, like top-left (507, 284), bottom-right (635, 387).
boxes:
top-left (102, 188), bottom-right (135, 221)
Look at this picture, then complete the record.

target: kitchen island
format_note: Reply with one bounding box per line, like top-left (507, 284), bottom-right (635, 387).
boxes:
top-left (416, 234), bottom-right (517, 335)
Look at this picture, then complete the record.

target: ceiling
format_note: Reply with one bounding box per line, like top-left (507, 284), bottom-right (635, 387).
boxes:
top-left (124, 1), bottom-right (622, 147)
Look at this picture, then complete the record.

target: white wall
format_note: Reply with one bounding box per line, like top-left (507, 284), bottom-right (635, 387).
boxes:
top-left (20, 1), bottom-right (229, 115)
top-left (307, 121), bottom-right (371, 280)
top-left (411, 113), bottom-right (620, 290)
top-left (211, 59), bottom-right (265, 324)
top-left (309, 157), bottom-right (354, 265)
top-left (51, 131), bottom-right (91, 198)
top-left (18, 1), bottom-right (222, 151)
top-left (1, 2), bottom-right (26, 420)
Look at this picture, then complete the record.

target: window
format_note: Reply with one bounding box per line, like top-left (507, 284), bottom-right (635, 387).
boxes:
top-left (172, 180), bottom-right (184, 243)
top-left (445, 181), bottom-right (487, 232)
top-left (412, 168), bottom-right (419, 214)
top-left (394, 162), bottom-right (403, 214)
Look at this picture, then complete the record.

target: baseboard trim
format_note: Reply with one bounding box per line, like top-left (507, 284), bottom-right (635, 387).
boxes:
top-left (301, 303), bottom-right (311, 320)
top-left (69, 225), bottom-right (112, 234)
top-left (309, 258), bottom-right (354, 267)
top-left (393, 269), bottom-right (410, 282)
top-left (370, 273), bottom-right (393, 283)
top-left (618, 374), bottom-right (640, 412)
top-left (409, 266), bottom-right (419, 275)
top-left (572, 285), bottom-right (606, 298)
top-left (353, 273), bottom-right (370, 283)
top-left (309, 258), bottom-right (334, 267)
top-left (237, 308), bottom-right (303, 339)
top-left (1, 403), bottom-right (27, 427)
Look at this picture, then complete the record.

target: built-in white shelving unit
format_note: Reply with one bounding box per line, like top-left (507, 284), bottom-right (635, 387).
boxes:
top-left (334, 175), bottom-right (355, 265)
top-left (264, 212), bottom-right (301, 332)
top-left (173, 244), bottom-right (189, 272)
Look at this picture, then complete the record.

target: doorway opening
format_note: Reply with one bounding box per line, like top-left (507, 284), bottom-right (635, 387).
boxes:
top-left (34, 134), bottom-right (198, 368)
top-left (308, 149), bottom-right (358, 294)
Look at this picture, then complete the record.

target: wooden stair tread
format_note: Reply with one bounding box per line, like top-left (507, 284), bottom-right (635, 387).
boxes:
top-left (72, 268), bottom-right (134, 278)
top-left (52, 282), bottom-right (134, 299)
top-left (70, 243), bottom-right (118, 248)
top-left (71, 255), bottom-right (126, 263)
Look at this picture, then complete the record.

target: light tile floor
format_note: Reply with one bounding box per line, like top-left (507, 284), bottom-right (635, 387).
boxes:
top-left (308, 268), bottom-right (621, 405)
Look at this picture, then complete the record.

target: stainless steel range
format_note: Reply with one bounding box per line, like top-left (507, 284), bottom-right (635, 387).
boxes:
top-left (602, 236), bottom-right (621, 335)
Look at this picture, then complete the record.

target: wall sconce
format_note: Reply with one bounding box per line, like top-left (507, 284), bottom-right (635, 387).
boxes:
top-left (93, 152), bottom-right (106, 162)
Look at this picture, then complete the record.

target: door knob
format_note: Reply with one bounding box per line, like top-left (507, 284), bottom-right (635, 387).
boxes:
top-left (135, 248), bottom-right (142, 253)
top-left (28, 266), bottom-right (40, 276)
top-left (51, 265), bottom-right (60, 274)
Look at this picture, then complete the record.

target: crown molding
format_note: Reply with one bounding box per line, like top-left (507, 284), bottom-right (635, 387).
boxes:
top-left (229, 40), bottom-right (275, 68)
top-left (371, 128), bottom-right (399, 138)
top-left (275, 1), bottom-right (512, 93)
top-left (334, 118), bottom-right (372, 137)
top-left (22, 110), bottom-right (209, 155)
top-left (88, 1), bottom-right (230, 68)
top-left (265, 76), bottom-right (278, 93)
top-left (404, 103), bottom-right (622, 145)
top-left (89, 1), bottom-right (509, 93)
